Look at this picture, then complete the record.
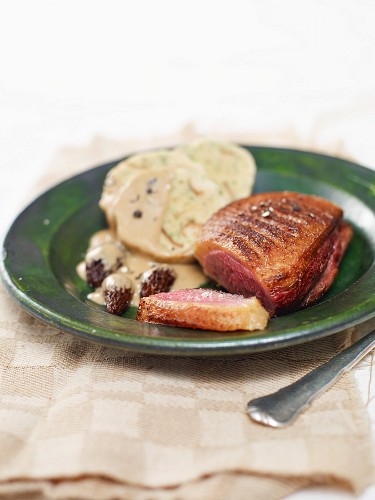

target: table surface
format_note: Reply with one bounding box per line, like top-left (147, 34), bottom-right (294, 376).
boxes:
top-left (1, 1), bottom-right (375, 498)
top-left (1, 125), bottom-right (374, 500)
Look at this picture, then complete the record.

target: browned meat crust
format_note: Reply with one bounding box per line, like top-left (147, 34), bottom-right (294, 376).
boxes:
top-left (194, 191), bottom-right (353, 315)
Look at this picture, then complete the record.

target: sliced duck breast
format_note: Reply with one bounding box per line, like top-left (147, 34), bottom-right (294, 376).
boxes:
top-left (136, 288), bottom-right (269, 331)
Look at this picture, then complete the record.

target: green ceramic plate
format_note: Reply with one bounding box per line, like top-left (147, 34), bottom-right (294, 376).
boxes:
top-left (1, 147), bottom-right (375, 356)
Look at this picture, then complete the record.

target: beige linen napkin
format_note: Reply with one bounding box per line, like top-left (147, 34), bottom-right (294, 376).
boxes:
top-left (0, 131), bottom-right (374, 499)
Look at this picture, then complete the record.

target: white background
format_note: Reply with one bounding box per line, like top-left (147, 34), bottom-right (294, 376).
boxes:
top-left (1, 1), bottom-right (375, 498)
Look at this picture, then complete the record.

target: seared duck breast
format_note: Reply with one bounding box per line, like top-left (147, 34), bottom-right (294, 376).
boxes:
top-left (194, 192), bottom-right (353, 316)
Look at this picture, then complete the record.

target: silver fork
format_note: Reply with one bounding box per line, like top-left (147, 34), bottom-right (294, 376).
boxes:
top-left (247, 329), bottom-right (375, 427)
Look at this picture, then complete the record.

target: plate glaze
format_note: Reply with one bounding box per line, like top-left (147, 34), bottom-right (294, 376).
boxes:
top-left (1, 146), bottom-right (375, 356)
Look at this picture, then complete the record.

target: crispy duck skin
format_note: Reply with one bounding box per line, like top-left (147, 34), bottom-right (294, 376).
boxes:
top-left (194, 191), bottom-right (353, 316)
top-left (136, 289), bottom-right (269, 331)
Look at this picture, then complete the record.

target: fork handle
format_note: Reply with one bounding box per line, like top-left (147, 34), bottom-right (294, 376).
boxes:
top-left (247, 329), bottom-right (375, 427)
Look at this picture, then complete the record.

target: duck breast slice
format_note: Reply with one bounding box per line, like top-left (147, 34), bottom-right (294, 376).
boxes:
top-left (136, 288), bottom-right (269, 331)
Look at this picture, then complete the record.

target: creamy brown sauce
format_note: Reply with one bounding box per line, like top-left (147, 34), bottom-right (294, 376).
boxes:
top-left (114, 168), bottom-right (174, 259)
top-left (87, 288), bottom-right (105, 305)
top-left (77, 229), bottom-right (207, 308)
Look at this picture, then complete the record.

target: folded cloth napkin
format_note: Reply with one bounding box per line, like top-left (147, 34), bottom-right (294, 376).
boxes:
top-left (0, 133), bottom-right (373, 500)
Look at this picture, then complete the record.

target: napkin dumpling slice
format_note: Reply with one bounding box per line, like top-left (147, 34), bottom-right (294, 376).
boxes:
top-left (98, 141), bottom-right (257, 263)
top-left (178, 139), bottom-right (257, 199)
